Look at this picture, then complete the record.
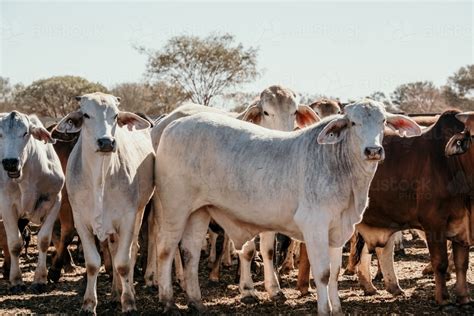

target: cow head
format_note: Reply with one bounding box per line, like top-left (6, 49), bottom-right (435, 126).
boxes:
top-left (445, 112), bottom-right (474, 156)
top-left (54, 92), bottom-right (150, 154)
top-left (0, 111), bottom-right (54, 179)
top-left (317, 99), bottom-right (422, 162)
top-left (309, 99), bottom-right (342, 118)
top-left (239, 85), bottom-right (320, 131)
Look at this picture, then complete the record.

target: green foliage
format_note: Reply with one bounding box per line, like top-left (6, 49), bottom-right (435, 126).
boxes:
top-left (15, 75), bottom-right (107, 118)
top-left (391, 81), bottom-right (446, 113)
top-left (111, 82), bottom-right (189, 115)
top-left (137, 33), bottom-right (259, 106)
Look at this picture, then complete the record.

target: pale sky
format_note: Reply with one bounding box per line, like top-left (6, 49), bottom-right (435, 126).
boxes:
top-left (1, 1), bottom-right (472, 102)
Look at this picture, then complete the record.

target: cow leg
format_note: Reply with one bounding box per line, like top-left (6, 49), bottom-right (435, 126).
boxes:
top-left (112, 225), bottom-right (138, 313)
top-left (144, 204), bottom-right (158, 287)
top-left (32, 196), bottom-right (61, 291)
top-left (208, 230), bottom-right (218, 267)
top-left (179, 209), bottom-right (210, 312)
top-left (328, 247), bottom-right (342, 314)
top-left (222, 234), bottom-right (233, 267)
top-left (375, 235), bottom-right (404, 296)
top-left (156, 217), bottom-right (188, 311)
top-left (3, 212), bottom-right (24, 291)
top-left (343, 233), bottom-right (358, 276)
top-left (260, 231), bottom-right (283, 300)
top-left (452, 242), bottom-right (470, 306)
top-left (424, 230), bottom-right (450, 307)
top-left (174, 248), bottom-right (185, 289)
top-left (108, 236), bottom-right (122, 304)
top-left (49, 205), bottom-right (76, 282)
top-left (357, 244), bottom-right (377, 295)
top-left (75, 221), bottom-right (101, 314)
top-left (296, 243), bottom-right (311, 295)
top-left (238, 238), bottom-right (259, 303)
top-left (302, 228), bottom-right (331, 315)
top-left (209, 231), bottom-right (225, 282)
top-left (281, 239), bottom-right (297, 274)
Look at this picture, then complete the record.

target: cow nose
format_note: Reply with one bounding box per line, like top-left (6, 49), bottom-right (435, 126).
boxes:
top-left (364, 146), bottom-right (383, 160)
top-left (97, 137), bottom-right (116, 152)
top-left (2, 158), bottom-right (20, 172)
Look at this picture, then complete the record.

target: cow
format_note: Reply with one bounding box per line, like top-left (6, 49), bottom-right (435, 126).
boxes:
top-left (0, 111), bottom-right (64, 293)
top-left (146, 86), bottom-right (320, 303)
top-left (309, 99), bottom-right (342, 118)
top-left (54, 92), bottom-right (155, 314)
top-left (345, 110), bottom-right (474, 310)
top-left (153, 100), bottom-right (421, 315)
top-left (46, 125), bottom-right (80, 282)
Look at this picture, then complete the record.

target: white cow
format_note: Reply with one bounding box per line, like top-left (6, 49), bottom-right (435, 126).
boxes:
top-left (55, 92), bottom-right (155, 314)
top-left (146, 85), bottom-right (320, 303)
top-left (154, 100), bottom-right (421, 315)
top-left (0, 111), bottom-right (64, 293)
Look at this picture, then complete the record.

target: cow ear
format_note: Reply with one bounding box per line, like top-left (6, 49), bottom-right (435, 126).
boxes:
top-left (317, 117), bottom-right (349, 144)
top-left (445, 132), bottom-right (471, 156)
top-left (30, 125), bottom-right (55, 144)
top-left (455, 112), bottom-right (474, 124)
top-left (239, 104), bottom-right (262, 125)
top-left (117, 111), bottom-right (150, 131)
top-left (55, 111), bottom-right (83, 134)
top-left (296, 105), bottom-right (320, 129)
top-left (385, 113), bottom-right (422, 137)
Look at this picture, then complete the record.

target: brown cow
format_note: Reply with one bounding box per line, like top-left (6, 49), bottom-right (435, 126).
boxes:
top-left (308, 99), bottom-right (341, 118)
top-left (46, 127), bottom-right (80, 282)
top-left (298, 110), bottom-right (473, 309)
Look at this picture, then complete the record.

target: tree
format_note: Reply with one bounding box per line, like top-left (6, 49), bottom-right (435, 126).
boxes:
top-left (391, 81), bottom-right (447, 113)
top-left (366, 91), bottom-right (398, 113)
top-left (15, 76), bottom-right (107, 118)
top-left (137, 33), bottom-right (259, 106)
top-left (443, 64), bottom-right (474, 110)
top-left (111, 82), bottom-right (190, 115)
top-left (0, 77), bottom-right (24, 112)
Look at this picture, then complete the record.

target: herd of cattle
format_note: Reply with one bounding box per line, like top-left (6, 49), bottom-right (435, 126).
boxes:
top-left (0, 85), bottom-right (473, 315)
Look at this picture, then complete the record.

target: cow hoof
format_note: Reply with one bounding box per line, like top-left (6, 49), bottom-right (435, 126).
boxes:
top-left (387, 287), bottom-right (405, 297)
top-left (79, 309), bottom-right (95, 316)
top-left (342, 269), bottom-right (355, 276)
top-left (270, 291), bottom-right (286, 302)
top-left (48, 268), bottom-right (62, 283)
top-left (372, 273), bottom-right (383, 282)
top-left (122, 309), bottom-right (139, 316)
top-left (9, 284), bottom-right (26, 294)
top-left (188, 301), bottom-right (206, 314)
top-left (30, 283), bottom-right (47, 294)
top-left (163, 302), bottom-right (180, 315)
top-left (439, 304), bottom-right (457, 312)
top-left (208, 278), bottom-right (219, 285)
top-left (394, 248), bottom-right (406, 257)
top-left (363, 289), bottom-right (378, 296)
top-left (460, 303), bottom-right (474, 311)
top-left (241, 295), bottom-right (259, 305)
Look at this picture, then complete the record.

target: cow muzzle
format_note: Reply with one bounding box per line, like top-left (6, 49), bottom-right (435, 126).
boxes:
top-left (364, 146), bottom-right (384, 161)
top-left (2, 158), bottom-right (21, 178)
top-left (97, 137), bottom-right (116, 153)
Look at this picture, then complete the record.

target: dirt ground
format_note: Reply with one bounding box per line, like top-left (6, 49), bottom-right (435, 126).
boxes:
top-left (0, 231), bottom-right (473, 315)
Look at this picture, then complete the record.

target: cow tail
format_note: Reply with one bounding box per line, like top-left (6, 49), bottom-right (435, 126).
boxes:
top-left (353, 232), bottom-right (366, 265)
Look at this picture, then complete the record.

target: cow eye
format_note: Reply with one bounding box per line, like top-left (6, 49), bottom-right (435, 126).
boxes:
top-left (351, 121), bottom-right (356, 126)
top-left (263, 111), bottom-right (269, 116)
top-left (23, 132), bottom-right (28, 137)
top-left (83, 113), bottom-right (90, 119)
